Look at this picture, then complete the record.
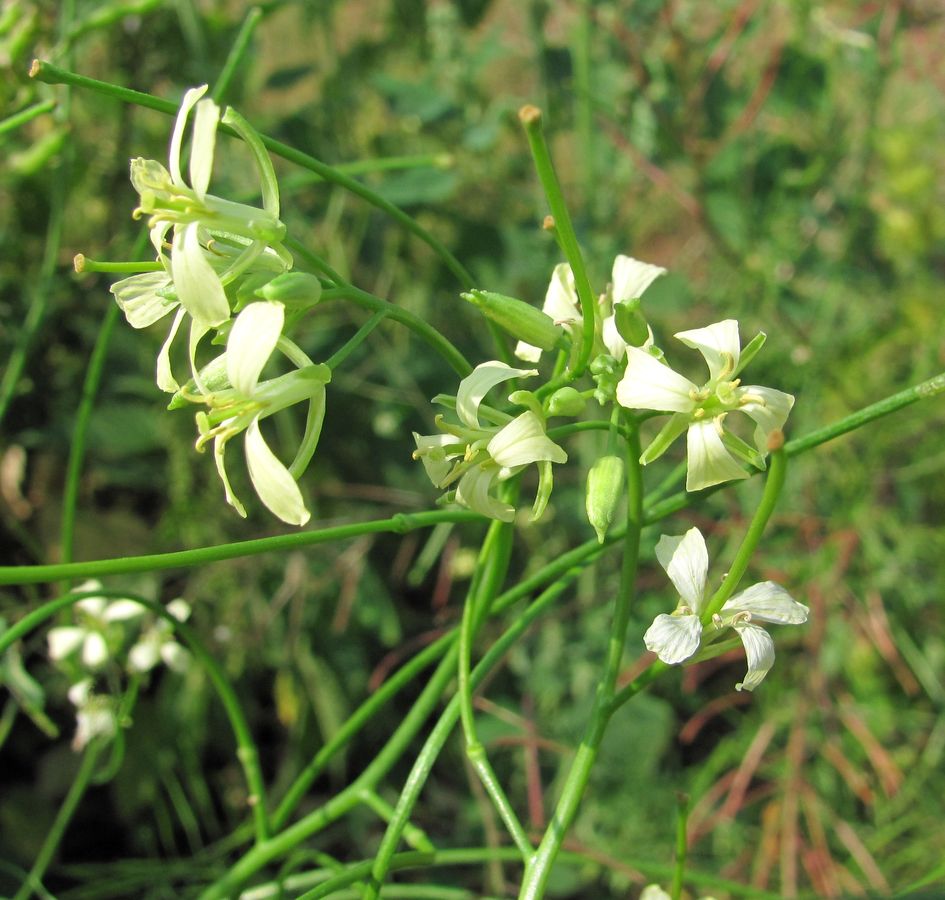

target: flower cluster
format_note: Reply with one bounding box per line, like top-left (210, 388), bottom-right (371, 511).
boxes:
top-left (104, 86), bottom-right (326, 524)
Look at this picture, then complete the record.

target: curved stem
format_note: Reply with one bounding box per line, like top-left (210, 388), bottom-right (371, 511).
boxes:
top-left (518, 421), bottom-right (643, 899)
top-left (210, 5), bottom-right (263, 104)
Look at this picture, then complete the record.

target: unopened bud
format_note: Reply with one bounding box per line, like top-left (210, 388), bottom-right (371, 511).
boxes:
top-left (167, 355), bottom-right (230, 409)
top-left (613, 298), bottom-right (650, 347)
top-left (462, 290), bottom-right (564, 352)
top-left (256, 271), bottom-right (323, 307)
top-left (546, 387), bottom-right (585, 417)
top-left (585, 454), bottom-right (625, 543)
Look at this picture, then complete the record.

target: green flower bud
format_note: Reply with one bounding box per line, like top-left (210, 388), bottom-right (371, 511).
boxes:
top-left (546, 387), bottom-right (586, 417)
top-left (613, 298), bottom-right (650, 347)
top-left (256, 271), bottom-right (323, 308)
top-left (585, 455), bottom-right (625, 543)
top-left (167, 355), bottom-right (230, 409)
top-left (462, 290), bottom-right (563, 352)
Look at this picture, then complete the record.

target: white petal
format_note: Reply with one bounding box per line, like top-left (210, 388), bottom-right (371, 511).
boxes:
top-left (67, 678), bottom-right (92, 706)
top-left (171, 223), bottom-right (230, 326)
top-left (161, 642), bottom-right (190, 672)
top-left (169, 85), bottom-right (209, 186)
top-left (513, 340), bottom-right (543, 363)
top-left (601, 314), bottom-right (626, 360)
top-left (110, 272), bottom-right (177, 329)
top-left (639, 887), bottom-right (672, 900)
top-left (75, 596), bottom-right (106, 617)
top-left (487, 412), bottom-right (567, 468)
top-left (102, 600), bottom-right (145, 622)
top-left (610, 255), bottom-right (666, 302)
top-left (128, 639), bottom-right (161, 673)
top-left (72, 579), bottom-right (104, 596)
top-left (737, 386), bottom-right (795, 453)
top-left (214, 434), bottom-right (247, 518)
top-left (73, 705), bottom-right (116, 750)
top-left (616, 346), bottom-right (697, 413)
top-left (244, 418), bottom-right (310, 525)
top-left (412, 432), bottom-right (455, 487)
top-left (542, 263), bottom-right (580, 324)
top-left (157, 308), bottom-right (187, 392)
top-left (675, 320), bottom-right (741, 382)
top-left (82, 632), bottom-right (109, 669)
top-left (227, 301), bottom-right (284, 396)
top-left (685, 419), bottom-right (749, 491)
top-left (166, 599), bottom-right (191, 622)
top-left (655, 527), bottom-right (709, 611)
top-left (732, 622), bottom-right (775, 691)
top-left (643, 613), bottom-right (703, 664)
top-left (47, 627), bottom-right (85, 660)
top-left (455, 465), bottom-right (514, 522)
top-left (455, 361), bottom-right (537, 429)
top-left (722, 581), bottom-right (809, 625)
top-left (189, 98), bottom-right (220, 197)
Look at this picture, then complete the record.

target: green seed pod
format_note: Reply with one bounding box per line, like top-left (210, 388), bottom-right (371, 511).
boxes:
top-left (256, 271), bottom-right (323, 307)
top-left (585, 454), bottom-right (625, 543)
top-left (546, 387), bottom-right (586, 418)
top-left (613, 298), bottom-right (650, 347)
top-left (462, 290), bottom-right (563, 351)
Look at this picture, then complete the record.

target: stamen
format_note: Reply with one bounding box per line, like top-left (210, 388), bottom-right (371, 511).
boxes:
top-left (718, 351), bottom-right (735, 378)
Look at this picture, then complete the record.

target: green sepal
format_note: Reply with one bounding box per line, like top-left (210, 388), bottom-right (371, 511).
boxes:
top-left (532, 460), bottom-right (554, 521)
top-left (640, 413), bottom-right (689, 465)
top-left (167, 354), bottom-right (230, 409)
top-left (720, 427), bottom-right (766, 469)
top-left (732, 332), bottom-right (766, 378)
top-left (507, 389), bottom-right (544, 419)
top-left (613, 298), bottom-right (650, 347)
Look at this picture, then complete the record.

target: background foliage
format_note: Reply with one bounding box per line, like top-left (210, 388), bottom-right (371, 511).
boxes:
top-left (1, 0), bottom-right (944, 897)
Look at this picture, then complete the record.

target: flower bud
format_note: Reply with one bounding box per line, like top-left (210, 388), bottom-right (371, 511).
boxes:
top-left (546, 387), bottom-right (585, 417)
top-left (613, 298), bottom-right (650, 347)
top-left (256, 271), bottom-right (323, 308)
top-left (462, 290), bottom-right (564, 352)
top-left (585, 454), bottom-right (625, 543)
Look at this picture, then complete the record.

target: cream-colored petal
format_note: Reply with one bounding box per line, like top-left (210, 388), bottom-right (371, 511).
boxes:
top-left (643, 613), bottom-right (703, 664)
top-left (156, 308), bottom-right (187, 392)
top-left (610, 255), bottom-right (666, 302)
top-left (189, 97), bottom-right (220, 198)
top-left (737, 386), bottom-right (795, 453)
top-left (102, 600), bottom-right (145, 622)
top-left (128, 639), bottom-right (161, 673)
top-left (166, 599), bottom-right (191, 622)
top-left (75, 596), bottom-right (106, 617)
top-left (455, 361), bottom-right (537, 429)
top-left (455, 465), bottom-right (514, 521)
top-left (213, 433), bottom-right (246, 518)
top-left (655, 527), bottom-right (709, 611)
top-left (169, 85), bottom-right (209, 187)
top-left (244, 419), bottom-right (310, 525)
top-left (675, 320), bottom-right (741, 382)
top-left (161, 642), bottom-right (190, 672)
top-left (67, 678), bottom-right (92, 707)
top-left (685, 419), bottom-right (749, 491)
top-left (487, 412), bottom-right (567, 468)
top-left (110, 272), bottom-right (177, 329)
top-left (542, 263), bottom-right (580, 324)
top-left (47, 627), bottom-right (85, 660)
top-left (81, 632), bottom-right (109, 669)
top-left (226, 301), bottom-right (284, 396)
top-left (513, 340), bottom-right (543, 363)
top-left (412, 432), bottom-right (456, 487)
top-left (732, 622), bottom-right (775, 691)
top-left (171, 223), bottom-right (230, 326)
top-left (616, 346), bottom-right (697, 413)
top-left (722, 582), bottom-right (809, 625)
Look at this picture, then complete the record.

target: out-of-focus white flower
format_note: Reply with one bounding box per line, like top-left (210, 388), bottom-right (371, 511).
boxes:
top-left (128, 599), bottom-right (191, 674)
top-left (68, 679), bottom-right (117, 751)
top-left (47, 581), bottom-right (144, 671)
top-left (616, 320), bottom-right (794, 491)
top-left (413, 361), bottom-right (567, 522)
top-left (193, 301), bottom-right (330, 525)
top-left (643, 528), bottom-right (809, 691)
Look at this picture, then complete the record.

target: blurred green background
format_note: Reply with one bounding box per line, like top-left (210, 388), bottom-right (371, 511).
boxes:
top-left (1, 0), bottom-right (944, 897)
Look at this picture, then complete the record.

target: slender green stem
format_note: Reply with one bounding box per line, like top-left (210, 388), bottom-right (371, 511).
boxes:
top-left (519, 422), bottom-right (644, 899)
top-left (0, 99), bottom-right (56, 136)
top-left (0, 509), bottom-right (480, 586)
top-left (358, 789), bottom-right (434, 853)
top-left (702, 448), bottom-right (787, 622)
top-left (325, 310), bottom-right (389, 371)
top-left (60, 302), bottom-right (120, 568)
top-left (458, 521), bottom-right (533, 858)
top-left (29, 60), bottom-right (475, 289)
top-left (211, 5), bottom-right (263, 104)
top-left (13, 740), bottom-right (103, 900)
top-left (287, 152), bottom-right (450, 180)
top-left (0, 590), bottom-right (271, 844)
top-left (573, 0), bottom-right (595, 209)
top-left (283, 236), bottom-right (346, 285)
top-left (671, 793), bottom-right (690, 900)
top-left (519, 105), bottom-right (596, 377)
top-left (320, 285), bottom-right (471, 377)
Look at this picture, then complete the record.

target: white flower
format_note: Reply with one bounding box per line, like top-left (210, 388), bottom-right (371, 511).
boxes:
top-left (47, 581), bottom-right (144, 671)
top-left (128, 599), bottom-right (191, 674)
top-left (515, 255), bottom-right (665, 363)
top-left (616, 320), bottom-right (795, 491)
top-left (193, 301), bottom-right (330, 525)
top-left (642, 528), bottom-right (809, 691)
top-left (68, 679), bottom-right (117, 751)
top-left (413, 361), bottom-right (567, 521)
